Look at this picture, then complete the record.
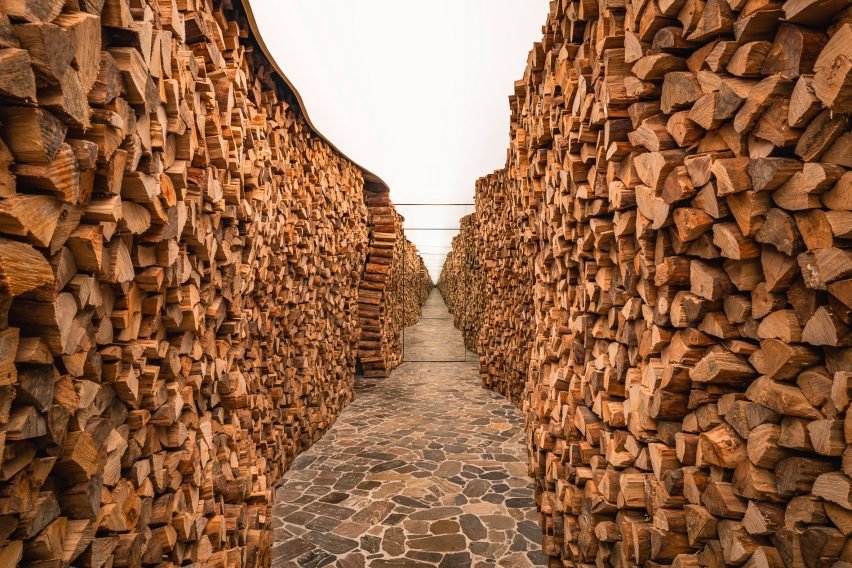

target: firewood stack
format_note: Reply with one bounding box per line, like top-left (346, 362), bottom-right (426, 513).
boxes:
top-left (446, 0), bottom-right (852, 564)
top-left (0, 0), bottom-right (370, 565)
top-left (357, 188), bottom-right (430, 378)
top-left (475, 171), bottom-right (537, 405)
top-left (439, 213), bottom-right (485, 352)
top-left (400, 238), bottom-right (432, 328)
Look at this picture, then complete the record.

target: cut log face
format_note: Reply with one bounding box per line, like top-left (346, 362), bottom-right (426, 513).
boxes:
top-left (0, 0), bottom-right (433, 565)
top-left (441, 1), bottom-right (852, 566)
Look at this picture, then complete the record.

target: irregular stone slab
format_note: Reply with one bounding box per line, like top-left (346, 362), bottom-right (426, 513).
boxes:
top-left (300, 531), bottom-right (358, 555)
top-left (371, 560), bottom-right (433, 568)
top-left (293, 549), bottom-right (335, 568)
top-left (272, 538), bottom-right (314, 561)
top-left (392, 495), bottom-right (429, 508)
top-left (302, 502), bottom-right (355, 520)
top-left (435, 461), bottom-right (463, 477)
top-left (406, 550), bottom-right (444, 563)
top-left (369, 459), bottom-right (407, 473)
top-left (518, 520), bottom-right (542, 543)
top-left (351, 500), bottom-right (395, 525)
top-left (382, 526), bottom-right (405, 556)
top-left (359, 535), bottom-right (380, 554)
top-left (440, 552), bottom-right (474, 568)
top-left (407, 534), bottom-right (467, 552)
top-left (463, 479), bottom-right (490, 498)
top-left (337, 552), bottom-right (366, 568)
top-left (333, 521), bottom-right (371, 539)
top-left (283, 511), bottom-right (314, 526)
top-left (408, 506), bottom-right (463, 521)
top-left (505, 497), bottom-right (536, 509)
top-left (430, 519), bottom-right (461, 534)
top-left (333, 473), bottom-right (364, 490)
top-left (318, 492), bottom-right (349, 504)
top-left (305, 516), bottom-right (341, 532)
top-left (459, 514), bottom-right (487, 541)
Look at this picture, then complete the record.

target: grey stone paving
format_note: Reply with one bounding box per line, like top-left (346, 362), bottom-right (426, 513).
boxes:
top-left (272, 290), bottom-right (545, 567)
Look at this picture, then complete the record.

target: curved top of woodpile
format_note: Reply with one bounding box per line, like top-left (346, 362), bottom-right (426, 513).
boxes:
top-left (238, 0), bottom-right (391, 193)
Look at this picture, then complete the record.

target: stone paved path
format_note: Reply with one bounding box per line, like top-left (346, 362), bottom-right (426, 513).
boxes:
top-left (272, 290), bottom-right (546, 568)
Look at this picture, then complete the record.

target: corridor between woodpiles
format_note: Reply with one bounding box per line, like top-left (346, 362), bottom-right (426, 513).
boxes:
top-left (271, 289), bottom-right (547, 568)
top-left (3, 0), bottom-right (852, 566)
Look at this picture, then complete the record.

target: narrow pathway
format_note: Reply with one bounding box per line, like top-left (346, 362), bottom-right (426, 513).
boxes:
top-left (272, 290), bottom-right (546, 568)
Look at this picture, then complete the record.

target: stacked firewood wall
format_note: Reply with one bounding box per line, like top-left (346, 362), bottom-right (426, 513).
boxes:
top-left (439, 213), bottom-right (485, 352)
top-left (358, 189), bottom-right (430, 378)
top-left (476, 171), bottom-right (537, 406)
top-left (448, 0), bottom-right (852, 565)
top-left (0, 0), bottom-right (370, 565)
top-left (401, 239), bottom-right (432, 326)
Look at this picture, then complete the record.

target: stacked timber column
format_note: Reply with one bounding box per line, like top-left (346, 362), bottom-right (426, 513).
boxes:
top-left (476, 171), bottom-right (537, 406)
top-left (0, 0), bottom-right (369, 565)
top-left (453, 0), bottom-right (852, 565)
top-left (439, 213), bottom-right (484, 352)
top-left (358, 188), bottom-right (430, 377)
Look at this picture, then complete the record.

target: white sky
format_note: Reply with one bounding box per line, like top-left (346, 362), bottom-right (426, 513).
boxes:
top-left (249, 0), bottom-right (550, 279)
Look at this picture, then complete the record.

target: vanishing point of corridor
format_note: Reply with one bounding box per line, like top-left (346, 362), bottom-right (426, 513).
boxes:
top-left (271, 291), bottom-right (546, 567)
